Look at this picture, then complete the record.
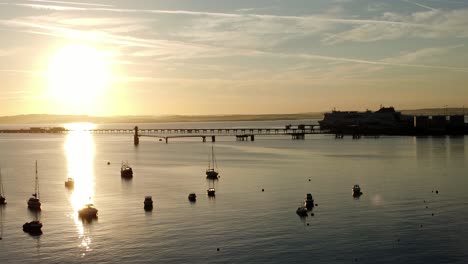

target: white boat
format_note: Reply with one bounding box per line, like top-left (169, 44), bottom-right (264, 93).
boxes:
top-left (207, 188), bottom-right (216, 197)
top-left (144, 196), bottom-right (153, 210)
top-left (65, 177), bottom-right (74, 188)
top-left (0, 168), bottom-right (5, 205)
top-left (304, 193), bottom-right (314, 209)
top-left (27, 161), bottom-right (41, 210)
top-left (78, 203), bottom-right (98, 219)
top-left (206, 146), bottom-right (219, 179)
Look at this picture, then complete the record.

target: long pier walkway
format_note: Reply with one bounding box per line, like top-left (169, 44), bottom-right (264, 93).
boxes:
top-left (0, 125), bottom-right (328, 144)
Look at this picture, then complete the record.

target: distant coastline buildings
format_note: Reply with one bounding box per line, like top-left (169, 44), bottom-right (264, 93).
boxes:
top-left (319, 107), bottom-right (467, 135)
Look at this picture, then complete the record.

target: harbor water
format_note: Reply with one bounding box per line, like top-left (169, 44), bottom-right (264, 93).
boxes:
top-left (0, 120), bottom-right (467, 263)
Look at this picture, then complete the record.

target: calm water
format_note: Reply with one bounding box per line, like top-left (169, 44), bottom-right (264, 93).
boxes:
top-left (0, 121), bottom-right (467, 264)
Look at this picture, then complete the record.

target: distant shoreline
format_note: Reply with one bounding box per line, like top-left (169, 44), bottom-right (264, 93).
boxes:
top-left (0, 108), bottom-right (465, 124)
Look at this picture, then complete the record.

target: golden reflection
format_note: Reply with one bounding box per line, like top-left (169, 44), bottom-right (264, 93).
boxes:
top-left (64, 122), bottom-right (96, 254)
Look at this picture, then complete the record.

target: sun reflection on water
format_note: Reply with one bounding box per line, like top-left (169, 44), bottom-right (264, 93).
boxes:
top-left (64, 123), bottom-right (96, 255)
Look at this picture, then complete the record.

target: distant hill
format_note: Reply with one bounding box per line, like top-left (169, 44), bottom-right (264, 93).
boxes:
top-left (0, 108), bottom-right (465, 124)
top-left (0, 113), bottom-right (324, 124)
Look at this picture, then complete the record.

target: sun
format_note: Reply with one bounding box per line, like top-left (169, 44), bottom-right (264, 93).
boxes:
top-left (47, 44), bottom-right (111, 112)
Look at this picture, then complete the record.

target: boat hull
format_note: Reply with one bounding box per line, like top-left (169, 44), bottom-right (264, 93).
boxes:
top-left (206, 170), bottom-right (219, 179)
top-left (23, 221), bottom-right (43, 234)
top-left (0, 196), bottom-right (5, 204)
top-left (27, 198), bottom-right (41, 210)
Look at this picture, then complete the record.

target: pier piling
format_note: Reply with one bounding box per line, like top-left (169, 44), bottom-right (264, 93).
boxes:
top-left (134, 126), bottom-right (139, 146)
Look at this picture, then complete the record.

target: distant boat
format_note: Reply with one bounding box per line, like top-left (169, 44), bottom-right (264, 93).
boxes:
top-left (78, 203), bottom-right (98, 219)
top-left (206, 146), bottom-right (219, 179)
top-left (64, 177), bottom-right (74, 188)
top-left (296, 206), bottom-right (308, 217)
top-left (207, 188), bottom-right (216, 197)
top-left (121, 161), bottom-right (133, 178)
top-left (144, 196), bottom-right (153, 210)
top-left (0, 168), bottom-right (6, 205)
top-left (188, 193), bottom-right (197, 202)
top-left (352, 185), bottom-right (363, 196)
top-left (304, 193), bottom-right (314, 209)
top-left (23, 220), bottom-right (42, 235)
top-left (27, 161), bottom-right (41, 210)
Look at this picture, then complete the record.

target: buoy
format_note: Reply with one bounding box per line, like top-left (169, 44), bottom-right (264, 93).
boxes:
top-left (217, 248), bottom-right (220, 251)
top-left (307, 223), bottom-right (309, 226)
top-left (420, 224), bottom-right (423, 228)
top-left (423, 200), bottom-right (426, 203)
top-left (311, 213), bottom-right (314, 216)
top-left (107, 162), bottom-right (110, 165)
top-left (432, 213), bottom-right (434, 216)
top-left (426, 206), bottom-right (428, 209)
top-left (436, 190), bottom-right (439, 194)
top-left (315, 203), bottom-right (318, 206)
top-left (262, 189), bottom-right (264, 192)
top-left (308, 179), bottom-right (311, 182)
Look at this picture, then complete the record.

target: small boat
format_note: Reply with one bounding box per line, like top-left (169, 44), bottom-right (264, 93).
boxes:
top-left (121, 161), bottom-right (133, 178)
top-left (64, 177), bottom-right (74, 188)
top-left (304, 193), bottom-right (314, 209)
top-left (296, 206), bottom-right (308, 216)
top-left (0, 168), bottom-right (6, 205)
top-left (207, 188), bottom-right (215, 197)
top-left (144, 196), bottom-right (153, 210)
top-left (206, 146), bottom-right (219, 179)
top-left (27, 161), bottom-right (41, 210)
top-left (352, 184), bottom-right (363, 196)
top-left (23, 220), bottom-right (43, 234)
top-left (78, 203), bottom-right (98, 219)
top-left (188, 193), bottom-right (197, 202)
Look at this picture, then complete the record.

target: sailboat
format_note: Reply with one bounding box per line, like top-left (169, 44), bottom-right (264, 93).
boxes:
top-left (0, 168), bottom-right (6, 205)
top-left (27, 161), bottom-right (41, 210)
top-left (206, 146), bottom-right (219, 179)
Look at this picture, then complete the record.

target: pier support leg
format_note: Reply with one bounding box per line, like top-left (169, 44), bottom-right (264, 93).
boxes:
top-left (134, 126), bottom-right (139, 146)
top-left (250, 135), bottom-right (255, 141)
top-left (211, 136), bottom-right (216, 142)
top-left (202, 136), bottom-right (206, 142)
top-left (165, 137), bottom-right (168, 144)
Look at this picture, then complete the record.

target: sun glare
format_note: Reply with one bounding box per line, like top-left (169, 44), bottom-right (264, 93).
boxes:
top-left (48, 44), bottom-right (111, 111)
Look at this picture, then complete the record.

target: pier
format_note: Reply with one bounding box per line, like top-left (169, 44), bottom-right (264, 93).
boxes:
top-left (0, 125), bottom-right (327, 144)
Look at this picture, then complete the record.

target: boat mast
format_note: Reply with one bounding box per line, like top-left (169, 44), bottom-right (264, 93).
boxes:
top-left (0, 168), bottom-right (4, 196)
top-left (213, 146), bottom-right (218, 171)
top-left (35, 161), bottom-right (39, 199)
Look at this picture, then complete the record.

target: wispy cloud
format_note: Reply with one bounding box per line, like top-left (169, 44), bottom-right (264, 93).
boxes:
top-left (28, 0), bottom-right (113, 7)
top-left (402, 0), bottom-right (438, 11)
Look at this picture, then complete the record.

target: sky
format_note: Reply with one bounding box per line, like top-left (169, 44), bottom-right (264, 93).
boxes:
top-left (0, 0), bottom-right (468, 116)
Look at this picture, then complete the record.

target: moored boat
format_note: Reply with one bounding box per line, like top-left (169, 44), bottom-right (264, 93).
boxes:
top-left (144, 196), bottom-right (153, 210)
top-left (23, 220), bottom-right (43, 234)
top-left (206, 146), bottom-right (219, 179)
top-left (27, 161), bottom-right (41, 210)
top-left (78, 203), bottom-right (98, 219)
top-left (207, 188), bottom-right (215, 197)
top-left (121, 161), bottom-right (133, 178)
top-left (296, 206), bottom-right (308, 217)
top-left (352, 184), bottom-right (363, 196)
top-left (304, 193), bottom-right (314, 209)
top-left (65, 177), bottom-right (74, 188)
top-left (188, 193), bottom-right (197, 202)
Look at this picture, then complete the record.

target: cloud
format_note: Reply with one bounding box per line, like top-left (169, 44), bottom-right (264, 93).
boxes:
top-left (322, 8), bottom-right (468, 44)
top-left (27, 0), bottom-right (113, 7)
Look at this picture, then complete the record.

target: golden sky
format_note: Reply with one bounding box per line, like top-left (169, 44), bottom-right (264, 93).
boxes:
top-left (1, 0), bottom-right (468, 115)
